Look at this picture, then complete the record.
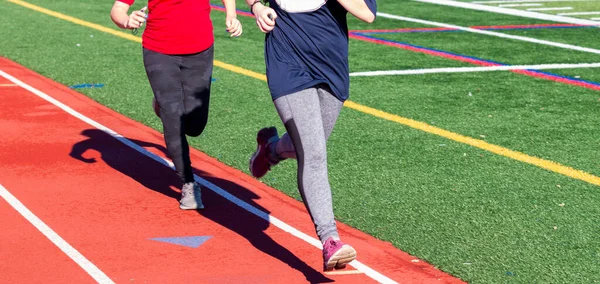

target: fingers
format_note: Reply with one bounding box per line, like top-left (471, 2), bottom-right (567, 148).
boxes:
top-left (256, 19), bottom-right (267, 33)
top-left (225, 18), bottom-right (242, 37)
top-left (232, 26), bottom-right (242, 37)
top-left (126, 18), bottom-right (139, 29)
top-left (261, 10), bottom-right (276, 26)
top-left (230, 22), bottom-right (243, 37)
top-left (252, 5), bottom-right (277, 33)
top-left (132, 10), bottom-right (147, 19)
top-left (132, 11), bottom-right (146, 22)
top-left (126, 18), bottom-right (142, 28)
top-left (257, 9), bottom-right (276, 33)
top-left (131, 16), bottom-right (146, 26)
top-left (127, 7), bottom-right (147, 29)
top-left (226, 18), bottom-right (236, 30)
top-left (257, 17), bottom-right (275, 32)
top-left (267, 11), bottom-right (277, 22)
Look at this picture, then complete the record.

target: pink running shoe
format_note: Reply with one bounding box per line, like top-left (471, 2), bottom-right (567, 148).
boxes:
top-left (322, 237), bottom-right (357, 271)
top-left (249, 127), bottom-right (279, 178)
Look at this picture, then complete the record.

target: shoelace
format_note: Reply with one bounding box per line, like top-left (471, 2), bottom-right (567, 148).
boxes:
top-left (182, 184), bottom-right (195, 195)
top-left (325, 239), bottom-right (339, 250)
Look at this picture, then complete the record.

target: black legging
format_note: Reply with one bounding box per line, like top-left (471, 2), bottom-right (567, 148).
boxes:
top-left (142, 46), bottom-right (214, 184)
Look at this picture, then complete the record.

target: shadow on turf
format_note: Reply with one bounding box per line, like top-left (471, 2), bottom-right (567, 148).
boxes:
top-left (69, 129), bottom-right (333, 284)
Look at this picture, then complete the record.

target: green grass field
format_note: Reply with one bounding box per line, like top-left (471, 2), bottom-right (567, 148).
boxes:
top-left (473, 0), bottom-right (600, 20)
top-left (1, 0), bottom-right (600, 282)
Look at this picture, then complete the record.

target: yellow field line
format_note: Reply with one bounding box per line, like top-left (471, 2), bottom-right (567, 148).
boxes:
top-left (4, 0), bottom-right (264, 80)
top-left (344, 101), bottom-right (600, 186)
top-left (7, 0), bottom-right (141, 42)
top-left (6, 0), bottom-right (600, 187)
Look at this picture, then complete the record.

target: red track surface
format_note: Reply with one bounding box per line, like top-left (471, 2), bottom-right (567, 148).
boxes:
top-left (0, 57), bottom-right (464, 284)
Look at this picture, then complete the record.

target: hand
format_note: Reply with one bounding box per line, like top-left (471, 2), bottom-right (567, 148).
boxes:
top-left (226, 16), bottom-right (243, 37)
top-left (252, 4), bottom-right (277, 33)
top-left (124, 7), bottom-right (147, 29)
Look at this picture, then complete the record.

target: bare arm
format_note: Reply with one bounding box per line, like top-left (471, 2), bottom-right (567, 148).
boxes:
top-left (222, 0), bottom-right (243, 37)
top-left (222, 0), bottom-right (238, 18)
top-left (110, 1), bottom-right (147, 29)
top-left (337, 0), bottom-right (375, 23)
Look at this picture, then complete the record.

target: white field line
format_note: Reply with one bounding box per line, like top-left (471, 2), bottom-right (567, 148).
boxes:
top-left (0, 69), bottom-right (398, 284)
top-left (473, 0), bottom-right (594, 3)
top-left (350, 62), bottom-right (600, 77)
top-left (527, 7), bottom-right (573, 11)
top-left (591, 17), bottom-right (600, 20)
top-left (324, 270), bottom-right (365, 275)
top-left (414, 0), bottom-right (600, 25)
top-left (499, 3), bottom-right (543, 7)
top-left (0, 184), bottom-right (115, 284)
top-left (558, 11), bottom-right (600, 16)
top-left (375, 11), bottom-right (600, 54)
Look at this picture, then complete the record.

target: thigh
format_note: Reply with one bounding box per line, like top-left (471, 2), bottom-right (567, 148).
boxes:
top-left (180, 45), bottom-right (214, 116)
top-left (142, 48), bottom-right (184, 119)
top-left (316, 85), bottom-right (343, 140)
top-left (275, 88), bottom-right (327, 157)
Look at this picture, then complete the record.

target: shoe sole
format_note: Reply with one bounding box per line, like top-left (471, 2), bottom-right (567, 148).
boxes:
top-left (179, 187), bottom-right (204, 210)
top-left (324, 245), bottom-right (357, 271)
top-left (249, 144), bottom-right (264, 178)
top-left (249, 128), bottom-right (274, 178)
top-left (179, 204), bottom-right (204, 210)
top-left (179, 199), bottom-right (205, 210)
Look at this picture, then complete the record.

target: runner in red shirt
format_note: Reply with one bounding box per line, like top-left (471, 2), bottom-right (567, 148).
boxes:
top-left (110, 0), bottom-right (242, 210)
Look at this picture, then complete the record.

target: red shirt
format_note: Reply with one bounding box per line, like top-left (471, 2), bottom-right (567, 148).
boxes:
top-left (118, 0), bottom-right (214, 55)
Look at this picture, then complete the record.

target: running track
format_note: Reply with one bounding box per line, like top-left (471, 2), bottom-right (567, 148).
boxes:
top-left (0, 57), bottom-right (464, 283)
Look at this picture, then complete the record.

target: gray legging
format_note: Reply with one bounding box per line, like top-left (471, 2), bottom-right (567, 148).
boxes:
top-left (272, 84), bottom-right (344, 243)
top-left (143, 46), bottom-right (214, 184)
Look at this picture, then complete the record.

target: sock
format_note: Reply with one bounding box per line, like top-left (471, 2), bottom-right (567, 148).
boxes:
top-left (267, 137), bottom-right (284, 164)
top-left (321, 234), bottom-right (341, 245)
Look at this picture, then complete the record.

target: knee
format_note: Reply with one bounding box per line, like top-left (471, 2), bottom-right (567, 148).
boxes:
top-left (184, 105), bottom-right (209, 137)
top-left (303, 149), bottom-right (327, 169)
top-left (185, 120), bottom-right (207, 137)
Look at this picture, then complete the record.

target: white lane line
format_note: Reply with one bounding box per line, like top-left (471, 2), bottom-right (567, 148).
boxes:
top-left (499, 3), bottom-right (543, 7)
top-left (324, 270), bottom-right (365, 275)
top-left (415, 0), bottom-right (600, 26)
top-left (350, 62), bottom-right (600, 77)
top-left (473, 0), bottom-right (594, 4)
top-left (0, 70), bottom-right (398, 284)
top-left (558, 11), bottom-right (600, 16)
top-left (376, 11), bottom-right (600, 54)
top-left (527, 7), bottom-right (573, 11)
top-left (0, 184), bottom-right (115, 284)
